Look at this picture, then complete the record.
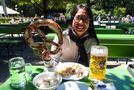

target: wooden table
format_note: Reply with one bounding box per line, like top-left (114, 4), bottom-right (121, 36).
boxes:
top-left (0, 65), bottom-right (134, 90)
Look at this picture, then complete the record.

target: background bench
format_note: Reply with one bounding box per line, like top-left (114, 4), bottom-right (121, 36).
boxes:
top-left (95, 28), bottom-right (124, 34)
top-left (98, 34), bottom-right (134, 58)
top-left (46, 33), bottom-right (134, 58)
top-left (0, 23), bottom-right (29, 58)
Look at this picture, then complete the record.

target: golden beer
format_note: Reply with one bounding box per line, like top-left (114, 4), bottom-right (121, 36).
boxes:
top-left (90, 45), bottom-right (108, 80)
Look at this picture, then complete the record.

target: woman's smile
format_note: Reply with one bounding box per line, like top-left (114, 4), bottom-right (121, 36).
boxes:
top-left (76, 25), bottom-right (85, 31)
top-left (72, 8), bottom-right (89, 37)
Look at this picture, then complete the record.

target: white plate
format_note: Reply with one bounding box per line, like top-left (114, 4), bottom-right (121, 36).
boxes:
top-left (57, 81), bottom-right (92, 90)
top-left (55, 62), bottom-right (89, 80)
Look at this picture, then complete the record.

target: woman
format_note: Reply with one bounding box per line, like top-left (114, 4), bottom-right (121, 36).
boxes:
top-left (51, 4), bottom-right (99, 67)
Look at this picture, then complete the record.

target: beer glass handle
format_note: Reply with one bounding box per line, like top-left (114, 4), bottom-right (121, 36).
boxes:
top-left (25, 63), bottom-right (33, 81)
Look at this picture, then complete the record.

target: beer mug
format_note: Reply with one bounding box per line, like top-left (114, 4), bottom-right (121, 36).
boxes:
top-left (90, 45), bottom-right (108, 80)
top-left (9, 57), bottom-right (26, 88)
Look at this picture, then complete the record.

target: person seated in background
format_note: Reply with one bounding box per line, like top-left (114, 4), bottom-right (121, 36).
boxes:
top-left (9, 17), bottom-right (16, 24)
top-left (122, 15), bottom-right (132, 23)
top-left (131, 16), bottom-right (134, 22)
top-left (51, 4), bottom-right (99, 67)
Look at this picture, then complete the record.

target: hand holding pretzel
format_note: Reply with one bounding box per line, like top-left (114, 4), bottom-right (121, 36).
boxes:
top-left (24, 19), bottom-right (63, 61)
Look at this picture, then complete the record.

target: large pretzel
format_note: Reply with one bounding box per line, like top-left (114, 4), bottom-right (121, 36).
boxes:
top-left (24, 19), bottom-right (63, 60)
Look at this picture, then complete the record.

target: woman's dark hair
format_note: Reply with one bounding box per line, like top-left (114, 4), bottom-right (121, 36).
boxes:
top-left (68, 4), bottom-right (99, 44)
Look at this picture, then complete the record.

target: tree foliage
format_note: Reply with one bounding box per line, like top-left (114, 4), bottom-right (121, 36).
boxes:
top-left (8, 0), bottom-right (87, 17)
top-left (6, 0), bottom-right (134, 16)
top-left (91, 0), bottom-right (134, 16)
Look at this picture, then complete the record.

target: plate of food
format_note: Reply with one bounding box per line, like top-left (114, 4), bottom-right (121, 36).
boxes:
top-left (56, 81), bottom-right (92, 90)
top-left (55, 62), bottom-right (89, 80)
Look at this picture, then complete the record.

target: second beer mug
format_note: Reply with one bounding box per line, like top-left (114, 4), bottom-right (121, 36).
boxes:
top-left (90, 45), bottom-right (108, 80)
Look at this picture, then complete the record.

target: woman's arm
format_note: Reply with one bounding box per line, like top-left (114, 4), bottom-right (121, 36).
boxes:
top-left (51, 35), bottom-right (61, 63)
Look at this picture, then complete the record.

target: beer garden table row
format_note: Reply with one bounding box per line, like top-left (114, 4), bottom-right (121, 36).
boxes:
top-left (0, 22), bottom-right (30, 58)
top-left (96, 21), bottom-right (134, 32)
top-left (95, 28), bottom-right (124, 34)
top-left (0, 65), bottom-right (134, 90)
top-left (46, 33), bottom-right (134, 58)
top-left (99, 21), bottom-right (134, 31)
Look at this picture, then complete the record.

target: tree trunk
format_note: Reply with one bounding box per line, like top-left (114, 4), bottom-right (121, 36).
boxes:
top-left (42, 0), bottom-right (48, 18)
top-left (87, 0), bottom-right (90, 7)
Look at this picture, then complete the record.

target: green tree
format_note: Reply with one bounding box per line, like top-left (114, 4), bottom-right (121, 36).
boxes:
top-left (91, 0), bottom-right (134, 16)
top-left (114, 7), bottom-right (126, 17)
top-left (9, 0), bottom-right (88, 17)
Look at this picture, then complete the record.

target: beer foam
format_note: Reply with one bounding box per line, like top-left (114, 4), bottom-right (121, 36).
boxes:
top-left (91, 45), bottom-right (108, 56)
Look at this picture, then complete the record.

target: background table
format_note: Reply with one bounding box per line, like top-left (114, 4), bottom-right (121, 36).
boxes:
top-left (0, 65), bottom-right (134, 90)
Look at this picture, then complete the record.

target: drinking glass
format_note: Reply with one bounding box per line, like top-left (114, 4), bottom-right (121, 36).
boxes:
top-left (90, 45), bottom-right (108, 80)
top-left (9, 57), bottom-right (26, 88)
top-left (43, 57), bottom-right (60, 72)
top-left (44, 60), bottom-right (56, 72)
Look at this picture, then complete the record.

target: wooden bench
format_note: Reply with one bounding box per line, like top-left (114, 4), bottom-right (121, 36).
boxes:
top-left (99, 22), bottom-right (134, 34)
top-left (0, 23), bottom-right (29, 58)
top-left (97, 34), bottom-right (134, 58)
top-left (116, 23), bottom-right (134, 34)
top-left (94, 25), bottom-right (105, 28)
top-left (117, 23), bottom-right (134, 28)
top-left (95, 28), bottom-right (124, 34)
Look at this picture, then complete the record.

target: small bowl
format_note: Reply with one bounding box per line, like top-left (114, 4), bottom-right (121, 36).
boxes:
top-left (32, 72), bottom-right (62, 90)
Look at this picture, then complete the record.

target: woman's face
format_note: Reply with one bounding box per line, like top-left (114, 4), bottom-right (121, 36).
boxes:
top-left (72, 8), bottom-right (90, 37)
